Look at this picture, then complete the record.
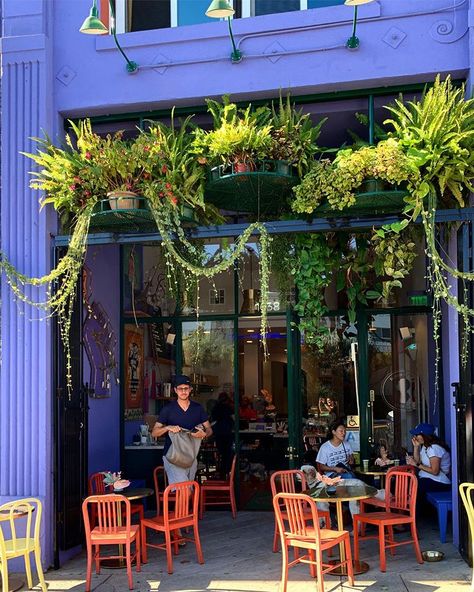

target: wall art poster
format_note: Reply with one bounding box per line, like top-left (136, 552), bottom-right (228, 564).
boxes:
top-left (124, 325), bottom-right (144, 416)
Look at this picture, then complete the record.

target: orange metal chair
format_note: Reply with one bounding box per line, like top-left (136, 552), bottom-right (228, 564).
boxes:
top-left (359, 464), bottom-right (416, 513)
top-left (353, 470), bottom-right (423, 572)
top-left (88, 472), bottom-right (144, 526)
top-left (273, 492), bottom-right (354, 592)
top-left (0, 498), bottom-right (47, 592)
top-left (141, 480), bottom-right (204, 574)
top-left (82, 494), bottom-right (141, 591)
top-left (153, 465), bottom-right (178, 517)
top-left (199, 455), bottom-right (237, 519)
top-left (270, 469), bottom-right (330, 552)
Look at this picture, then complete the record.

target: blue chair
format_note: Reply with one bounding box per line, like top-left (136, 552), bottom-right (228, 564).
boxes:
top-left (426, 490), bottom-right (452, 543)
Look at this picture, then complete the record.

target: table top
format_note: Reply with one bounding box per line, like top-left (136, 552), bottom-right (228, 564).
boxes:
top-left (355, 467), bottom-right (390, 477)
top-left (120, 487), bottom-right (154, 501)
top-left (308, 482), bottom-right (378, 503)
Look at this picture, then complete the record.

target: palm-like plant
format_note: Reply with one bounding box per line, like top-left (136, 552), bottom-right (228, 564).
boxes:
top-left (384, 75), bottom-right (474, 209)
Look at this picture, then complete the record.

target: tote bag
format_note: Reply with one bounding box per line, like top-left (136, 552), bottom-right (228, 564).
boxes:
top-left (166, 430), bottom-right (202, 468)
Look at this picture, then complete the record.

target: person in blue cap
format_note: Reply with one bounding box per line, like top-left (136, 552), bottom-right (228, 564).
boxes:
top-left (405, 422), bottom-right (451, 500)
top-left (152, 374), bottom-right (212, 484)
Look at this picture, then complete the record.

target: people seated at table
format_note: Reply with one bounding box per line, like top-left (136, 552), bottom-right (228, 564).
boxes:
top-left (315, 420), bottom-right (359, 523)
top-left (239, 395), bottom-right (258, 422)
top-left (374, 443), bottom-right (394, 467)
top-left (405, 422), bottom-right (451, 502)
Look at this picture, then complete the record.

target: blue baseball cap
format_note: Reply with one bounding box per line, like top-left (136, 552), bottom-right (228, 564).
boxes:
top-left (173, 374), bottom-right (191, 387)
top-left (410, 422), bottom-right (436, 436)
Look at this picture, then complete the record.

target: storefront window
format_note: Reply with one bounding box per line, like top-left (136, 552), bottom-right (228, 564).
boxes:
top-left (368, 313), bottom-right (430, 460)
top-left (123, 321), bottom-right (177, 444)
top-left (301, 316), bottom-right (358, 456)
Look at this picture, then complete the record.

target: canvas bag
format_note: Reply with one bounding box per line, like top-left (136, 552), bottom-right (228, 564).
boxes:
top-left (166, 429), bottom-right (202, 468)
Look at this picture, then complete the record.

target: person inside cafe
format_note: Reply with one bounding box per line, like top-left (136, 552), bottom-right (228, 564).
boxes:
top-left (239, 395), bottom-right (258, 422)
top-left (374, 443), bottom-right (394, 467)
top-left (211, 391), bottom-right (234, 477)
top-left (315, 420), bottom-right (359, 523)
top-left (405, 422), bottom-right (451, 501)
top-left (152, 374), bottom-right (212, 484)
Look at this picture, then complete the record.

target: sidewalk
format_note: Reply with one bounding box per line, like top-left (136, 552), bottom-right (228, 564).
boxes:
top-left (17, 511), bottom-right (472, 591)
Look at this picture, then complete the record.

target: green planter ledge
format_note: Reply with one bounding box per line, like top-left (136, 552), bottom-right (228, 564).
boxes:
top-left (314, 179), bottom-right (409, 218)
top-left (89, 198), bottom-right (198, 232)
top-left (205, 160), bottom-right (299, 215)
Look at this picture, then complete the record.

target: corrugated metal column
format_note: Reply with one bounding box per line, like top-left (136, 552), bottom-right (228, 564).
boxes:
top-left (0, 1), bottom-right (55, 566)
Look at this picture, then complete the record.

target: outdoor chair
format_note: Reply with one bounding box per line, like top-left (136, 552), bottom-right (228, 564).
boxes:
top-left (270, 469), bottom-right (330, 552)
top-left (459, 483), bottom-right (474, 590)
top-left (273, 492), bottom-right (354, 592)
top-left (0, 498), bottom-right (47, 592)
top-left (353, 470), bottom-right (423, 572)
top-left (141, 480), bottom-right (204, 574)
top-left (82, 494), bottom-right (141, 591)
top-left (153, 465), bottom-right (171, 517)
top-left (359, 464), bottom-right (416, 518)
top-left (199, 454), bottom-right (237, 519)
top-left (88, 471), bottom-right (144, 526)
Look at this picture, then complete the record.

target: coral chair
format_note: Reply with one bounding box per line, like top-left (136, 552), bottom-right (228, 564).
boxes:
top-left (82, 494), bottom-right (141, 591)
top-left (153, 465), bottom-right (173, 517)
top-left (88, 472), bottom-right (144, 526)
top-left (0, 498), bottom-right (47, 592)
top-left (353, 470), bottom-right (423, 572)
top-left (359, 464), bottom-right (416, 514)
top-left (141, 480), bottom-right (204, 574)
top-left (270, 469), bottom-right (330, 552)
top-left (459, 483), bottom-right (474, 591)
top-left (199, 455), bottom-right (237, 519)
top-left (273, 492), bottom-right (354, 592)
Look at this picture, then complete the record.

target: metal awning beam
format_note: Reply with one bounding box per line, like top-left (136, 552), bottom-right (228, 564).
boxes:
top-left (53, 207), bottom-right (474, 247)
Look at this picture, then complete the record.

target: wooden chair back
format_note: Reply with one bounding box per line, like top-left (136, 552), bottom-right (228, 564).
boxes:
top-left (163, 481), bottom-right (199, 526)
top-left (82, 494), bottom-right (132, 536)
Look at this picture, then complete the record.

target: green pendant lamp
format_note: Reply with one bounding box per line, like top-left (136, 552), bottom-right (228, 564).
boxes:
top-left (79, 0), bottom-right (108, 35)
top-left (344, 0), bottom-right (375, 50)
top-left (80, 0), bottom-right (138, 73)
top-left (206, 0), bottom-right (242, 63)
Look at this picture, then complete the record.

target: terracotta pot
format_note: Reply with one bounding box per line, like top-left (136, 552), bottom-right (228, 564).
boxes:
top-left (107, 190), bottom-right (140, 210)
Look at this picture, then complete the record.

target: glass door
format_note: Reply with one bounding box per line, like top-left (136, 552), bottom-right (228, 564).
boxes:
top-left (367, 312), bottom-right (430, 462)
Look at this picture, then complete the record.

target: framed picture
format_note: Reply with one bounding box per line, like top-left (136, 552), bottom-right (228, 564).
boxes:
top-left (124, 325), bottom-right (144, 415)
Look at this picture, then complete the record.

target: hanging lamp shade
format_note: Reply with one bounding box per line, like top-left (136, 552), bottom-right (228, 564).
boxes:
top-left (205, 0), bottom-right (235, 18)
top-left (80, 1), bottom-right (108, 35)
top-left (344, 0), bottom-right (374, 5)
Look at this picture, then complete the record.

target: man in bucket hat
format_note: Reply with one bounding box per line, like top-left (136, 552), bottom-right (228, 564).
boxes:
top-left (152, 374), bottom-right (212, 484)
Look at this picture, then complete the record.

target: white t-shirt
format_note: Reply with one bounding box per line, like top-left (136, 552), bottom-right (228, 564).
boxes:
top-left (316, 440), bottom-right (354, 472)
top-left (419, 443), bottom-right (451, 484)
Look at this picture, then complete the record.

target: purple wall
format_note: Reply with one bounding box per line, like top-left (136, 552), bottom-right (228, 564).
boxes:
top-left (85, 245), bottom-right (121, 475)
top-left (0, 0), bottom-right (472, 569)
top-left (52, 0), bottom-right (468, 117)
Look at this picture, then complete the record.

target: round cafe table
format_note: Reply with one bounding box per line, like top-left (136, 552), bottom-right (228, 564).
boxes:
top-left (355, 466), bottom-right (391, 488)
top-left (102, 487), bottom-right (153, 569)
top-left (308, 481), bottom-right (378, 575)
top-left (0, 507), bottom-right (36, 592)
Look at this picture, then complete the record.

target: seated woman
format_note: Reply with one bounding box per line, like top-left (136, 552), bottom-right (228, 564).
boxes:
top-left (239, 395), bottom-right (257, 422)
top-left (405, 422), bottom-right (451, 500)
top-left (374, 443), bottom-right (394, 467)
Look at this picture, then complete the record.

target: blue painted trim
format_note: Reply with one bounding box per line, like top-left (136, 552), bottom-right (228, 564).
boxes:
top-left (53, 208), bottom-right (474, 247)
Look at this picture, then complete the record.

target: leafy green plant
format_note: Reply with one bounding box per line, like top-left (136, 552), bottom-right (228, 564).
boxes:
top-left (193, 102), bottom-right (273, 168)
top-left (292, 138), bottom-right (419, 214)
top-left (268, 94), bottom-right (326, 176)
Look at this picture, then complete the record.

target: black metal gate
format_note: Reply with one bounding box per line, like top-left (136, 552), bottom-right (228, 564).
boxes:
top-left (455, 222), bottom-right (474, 564)
top-left (54, 257), bottom-right (88, 564)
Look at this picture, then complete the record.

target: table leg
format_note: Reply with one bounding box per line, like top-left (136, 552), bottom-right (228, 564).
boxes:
top-left (327, 500), bottom-right (370, 576)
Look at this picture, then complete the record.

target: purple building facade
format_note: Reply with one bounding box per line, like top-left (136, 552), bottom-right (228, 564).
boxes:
top-left (0, 0), bottom-right (472, 569)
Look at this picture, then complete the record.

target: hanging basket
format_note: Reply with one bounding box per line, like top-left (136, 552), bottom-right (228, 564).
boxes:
top-left (314, 179), bottom-right (409, 218)
top-left (204, 160), bottom-right (299, 214)
top-left (90, 198), bottom-right (199, 233)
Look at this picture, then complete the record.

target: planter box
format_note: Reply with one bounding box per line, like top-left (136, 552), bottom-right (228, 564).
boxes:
top-left (205, 160), bottom-right (299, 215)
top-left (314, 179), bottom-right (409, 218)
